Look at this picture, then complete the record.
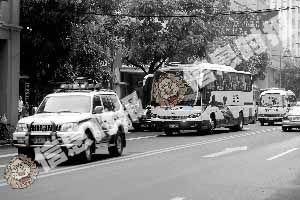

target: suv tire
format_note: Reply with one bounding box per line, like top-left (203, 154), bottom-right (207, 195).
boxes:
top-left (108, 132), bottom-right (124, 157)
top-left (79, 134), bottom-right (94, 162)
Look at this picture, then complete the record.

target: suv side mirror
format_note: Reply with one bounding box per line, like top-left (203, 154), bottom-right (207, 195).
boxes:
top-left (94, 106), bottom-right (104, 114)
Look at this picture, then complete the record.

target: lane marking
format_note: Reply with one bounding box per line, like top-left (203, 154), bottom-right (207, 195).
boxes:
top-left (0, 165), bottom-right (6, 168)
top-left (171, 197), bottom-right (186, 200)
top-left (267, 148), bottom-right (299, 161)
top-left (0, 153), bottom-right (17, 159)
top-left (34, 132), bottom-right (265, 178)
top-left (127, 135), bottom-right (158, 141)
top-left (203, 146), bottom-right (248, 158)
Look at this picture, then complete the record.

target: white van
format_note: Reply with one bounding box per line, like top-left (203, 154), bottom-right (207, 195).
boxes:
top-left (257, 88), bottom-right (297, 125)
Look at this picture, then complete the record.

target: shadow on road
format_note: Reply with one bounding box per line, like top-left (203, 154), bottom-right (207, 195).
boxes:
top-left (157, 129), bottom-right (231, 137)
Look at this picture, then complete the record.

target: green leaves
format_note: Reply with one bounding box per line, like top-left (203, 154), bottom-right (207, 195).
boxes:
top-left (121, 0), bottom-right (231, 74)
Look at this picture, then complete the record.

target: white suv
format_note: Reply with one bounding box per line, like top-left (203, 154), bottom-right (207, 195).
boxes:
top-left (13, 88), bottom-right (128, 162)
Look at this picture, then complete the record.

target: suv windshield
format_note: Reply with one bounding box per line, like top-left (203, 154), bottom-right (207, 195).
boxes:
top-left (37, 95), bottom-right (91, 113)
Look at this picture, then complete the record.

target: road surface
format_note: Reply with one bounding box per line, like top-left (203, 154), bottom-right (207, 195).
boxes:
top-left (0, 123), bottom-right (300, 200)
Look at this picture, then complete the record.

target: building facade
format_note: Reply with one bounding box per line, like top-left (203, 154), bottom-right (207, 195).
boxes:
top-left (0, 0), bottom-right (21, 125)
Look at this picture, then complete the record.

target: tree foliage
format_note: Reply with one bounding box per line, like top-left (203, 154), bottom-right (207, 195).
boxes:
top-left (281, 62), bottom-right (300, 97)
top-left (120, 0), bottom-right (231, 74)
top-left (20, 0), bottom-right (122, 103)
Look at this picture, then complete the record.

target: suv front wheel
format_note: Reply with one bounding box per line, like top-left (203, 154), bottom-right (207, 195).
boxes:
top-left (108, 132), bottom-right (124, 157)
top-left (79, 134), bottom-right (94, 162)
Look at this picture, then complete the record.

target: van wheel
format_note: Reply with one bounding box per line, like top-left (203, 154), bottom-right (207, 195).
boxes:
top-left (108, 132), bottom-right (124, 157)
top-left (260, 121), bottom-right (264, 126)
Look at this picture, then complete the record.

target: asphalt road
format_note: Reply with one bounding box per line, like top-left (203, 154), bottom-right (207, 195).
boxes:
top-left (0, 123), bottom-right (300, 200)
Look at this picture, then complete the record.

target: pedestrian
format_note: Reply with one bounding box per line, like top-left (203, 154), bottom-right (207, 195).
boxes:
top-left (18, 96), bottom-right (24, 119)
top-left (24, 102), bottom-right (30, 117)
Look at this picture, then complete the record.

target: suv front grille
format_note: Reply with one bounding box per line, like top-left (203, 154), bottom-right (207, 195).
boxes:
top-left (30, 124), bottom-right (62, 132)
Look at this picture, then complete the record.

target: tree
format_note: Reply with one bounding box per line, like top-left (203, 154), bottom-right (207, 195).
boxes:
top-left (20, 0), bottom-right (123, 103)
top-left (119, 0), bottom-right (231, 74)
top-left (281, 62), bottom-right (300, 97)
top-left (21, 0), bottom-right (81, 103)
top-left (235, 52), bottom-right (269, 81)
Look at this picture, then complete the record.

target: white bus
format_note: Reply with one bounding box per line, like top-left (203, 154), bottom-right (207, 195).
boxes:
top-left (257, 88), bottom-right (297, 125)
top-left (149, 63), bottom-right (256, 135)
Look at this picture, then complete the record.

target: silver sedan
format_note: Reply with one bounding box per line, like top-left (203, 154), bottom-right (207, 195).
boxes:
top-left (282, 105), bottom-right (300, 131)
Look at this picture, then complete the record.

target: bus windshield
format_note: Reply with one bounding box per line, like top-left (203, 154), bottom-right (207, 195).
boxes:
top-left (151, 70), bottom-right (200, 107)
top-left (260, 93), bottom-right (283, 107)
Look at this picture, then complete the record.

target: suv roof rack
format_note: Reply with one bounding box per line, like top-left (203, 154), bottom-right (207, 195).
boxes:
top-left (55, 83), bottom-right (115, 93)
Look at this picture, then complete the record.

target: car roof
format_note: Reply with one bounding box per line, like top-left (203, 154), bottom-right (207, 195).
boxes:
top-left (260, 89), bottom-right (295, 96)
top-left (161, 63), bottom-right (251, 75)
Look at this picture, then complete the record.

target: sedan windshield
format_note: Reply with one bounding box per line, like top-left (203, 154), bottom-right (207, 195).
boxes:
top-left (37, 95), bottom-right (91, 113)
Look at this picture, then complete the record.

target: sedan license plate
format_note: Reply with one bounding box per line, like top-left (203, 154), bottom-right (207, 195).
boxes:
top-left (169, 124), bottom-right (179, 128)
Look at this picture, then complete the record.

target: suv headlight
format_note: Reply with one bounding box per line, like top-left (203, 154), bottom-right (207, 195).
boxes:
top-left (16, 123), bottom-right (28, 132)
top-left (61, 123), bottom-right (79, 132)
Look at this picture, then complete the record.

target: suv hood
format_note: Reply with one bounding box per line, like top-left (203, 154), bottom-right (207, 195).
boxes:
top-left (18, 113), bottom-right (92, 125)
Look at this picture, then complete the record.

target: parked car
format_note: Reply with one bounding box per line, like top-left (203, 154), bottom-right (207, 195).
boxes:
top-left (13, 83), bottom-right (128, 162)
top-left (282, 105), bottom-right (300, 131)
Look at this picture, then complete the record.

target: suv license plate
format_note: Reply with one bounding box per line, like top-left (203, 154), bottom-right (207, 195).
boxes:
top-left (33, 137), bottom-right (47, 144)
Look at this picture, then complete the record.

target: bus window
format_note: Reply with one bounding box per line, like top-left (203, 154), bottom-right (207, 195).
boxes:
top-left (245, 75), bottom-right (252, 91)
top-left (151, 71), bottom-right (199, 107)
top-left (215, 72), bottom-right (224, 91)
top-left (224, 73), bottom-right (231, 91)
